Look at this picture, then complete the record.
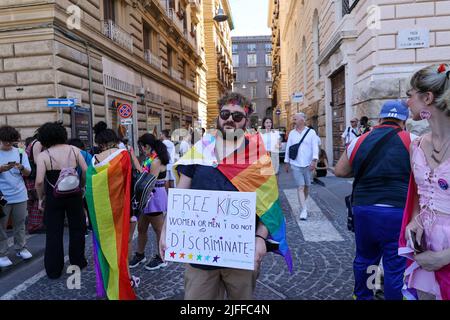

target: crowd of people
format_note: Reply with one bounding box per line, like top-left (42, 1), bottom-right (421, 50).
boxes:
top-left (0, 63), bottom-right (449, 301)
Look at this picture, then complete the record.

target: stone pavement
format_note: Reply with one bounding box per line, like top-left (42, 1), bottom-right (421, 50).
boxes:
top-left (0, 169), bottom-right (357, 300)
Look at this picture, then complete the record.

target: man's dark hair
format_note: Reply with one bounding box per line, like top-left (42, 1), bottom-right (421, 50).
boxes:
top-left (67, 138), bottom-right (85, 150)
top-left (161, 129), bottom-right (171, 139)
top-left (95, 129), bottom-right (119, 146)
top-left (93, 121), bottom-right (107, 136)
top-left (37, 122), bottom-right (67, 148)
top-left (217, 92), bottom-right (253, 115)
top-left (0, 126), bottom-right (20, 142)
top-left (360, 116), bottom-right (369, 126)
top-left (25, 137), bottom-right (35, 148)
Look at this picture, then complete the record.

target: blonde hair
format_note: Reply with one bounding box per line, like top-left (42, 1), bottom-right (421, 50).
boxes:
top-left (410, 63), bottom-right (450, 116)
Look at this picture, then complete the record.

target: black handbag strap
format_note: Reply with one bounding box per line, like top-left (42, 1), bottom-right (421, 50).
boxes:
top-left (351, 127), bottom-right (403, 200)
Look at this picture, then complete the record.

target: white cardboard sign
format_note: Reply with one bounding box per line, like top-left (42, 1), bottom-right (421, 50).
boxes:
top-left (165, 189), bottom-right (257, 270)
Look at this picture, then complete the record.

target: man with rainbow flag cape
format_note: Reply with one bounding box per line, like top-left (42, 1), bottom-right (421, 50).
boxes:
top-left (160, 92), bottom-right (292, 300)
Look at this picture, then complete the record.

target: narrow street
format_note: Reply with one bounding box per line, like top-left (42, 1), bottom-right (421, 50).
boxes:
top-left (0, 170), bottom-right (356, 300)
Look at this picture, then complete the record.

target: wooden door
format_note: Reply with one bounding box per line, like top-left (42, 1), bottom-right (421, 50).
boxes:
top-left (330, 67), bottom-right (346, 164)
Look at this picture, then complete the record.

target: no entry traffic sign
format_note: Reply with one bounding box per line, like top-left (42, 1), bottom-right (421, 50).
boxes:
top-left (117, 103), bottom-right (133, 118)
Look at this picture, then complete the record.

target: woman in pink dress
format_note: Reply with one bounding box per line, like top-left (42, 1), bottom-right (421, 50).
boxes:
top-left (400, 63), bottom-right (450, 300)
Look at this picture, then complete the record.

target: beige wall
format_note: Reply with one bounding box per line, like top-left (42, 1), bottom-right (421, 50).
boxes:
top-left (0, 0), bottom-right (203, 143)
top-left (271, 0), bottom-right (450, 163)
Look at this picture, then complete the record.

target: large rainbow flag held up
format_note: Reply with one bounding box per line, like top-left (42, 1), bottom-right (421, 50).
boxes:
top-left (173, 133), bottom-right (293, 272)
top-left (85, 149), bottom-right (136, 300)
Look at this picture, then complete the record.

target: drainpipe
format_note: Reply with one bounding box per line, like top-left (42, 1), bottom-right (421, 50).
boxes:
top-left (85, 42), bottom-right (94, 148)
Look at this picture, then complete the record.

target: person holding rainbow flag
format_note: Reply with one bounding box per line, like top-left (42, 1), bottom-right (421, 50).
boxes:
top-left (159, 92), bottom-right (292, 300)
top-left (85, 126), bottom-right (136, 300)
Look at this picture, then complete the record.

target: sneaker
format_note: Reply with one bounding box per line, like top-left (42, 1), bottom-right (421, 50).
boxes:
top-left (16, 248), bottom-right (32, 260)
top-left (130, 275), bottom-right (141, 288)
top-left (144, 255), bottom-right (168, 271)
top-left (129, 253), bottom-right (146, 268)
top-left (299, 209), bottom-right (308, 221)
top-left (0, 256), bottom-right (13, 268)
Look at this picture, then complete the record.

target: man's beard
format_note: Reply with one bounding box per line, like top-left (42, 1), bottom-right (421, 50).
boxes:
top-left (216, 118), bottom-right (246, 141)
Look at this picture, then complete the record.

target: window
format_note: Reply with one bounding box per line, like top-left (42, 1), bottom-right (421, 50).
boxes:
top-left (266, 70), bottom-right (272, 82)
top-left (265, 43), bottom-right (272, 52)
top-left (265, 54), bottom-right (272, 66)
top-left (143, 22), bottom-right (151, 51)
top-left (247, 44), bottom-right (256, 52)
top-left (104, 0), bottom-right (116, 21)
top-left (234, 71), bottom-right (239, 82)
top-left (182, 60), bottom-right (187, 80)
top-left (247, 54), bottom-right (257, 67)
top-left (167, 46), bottom-right (173, 69)
top-left (249, 71), bottom-right (257, 82)
top-left (168, 0), bottom-right (175, 9)
top-left (232, 54), bottom-right (239, 67)
top-left (250, 86), bottom-right (257, 99)
top-left (232, 44), bottom-right (238, 53)
top-left (266, 86), bottom-right (272, 98)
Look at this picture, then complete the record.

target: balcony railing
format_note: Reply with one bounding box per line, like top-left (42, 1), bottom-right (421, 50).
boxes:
top-left (102, 20), bottom-right (133, 53)
top-left (144, 49), bottom-right (163, 72)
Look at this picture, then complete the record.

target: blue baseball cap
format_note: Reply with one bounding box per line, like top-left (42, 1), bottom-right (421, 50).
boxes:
top-left (379, 100), bottom-right (409, 121)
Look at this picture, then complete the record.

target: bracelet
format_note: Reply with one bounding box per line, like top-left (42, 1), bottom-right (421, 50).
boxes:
top-left (255, 234), bottom-right (267, 241)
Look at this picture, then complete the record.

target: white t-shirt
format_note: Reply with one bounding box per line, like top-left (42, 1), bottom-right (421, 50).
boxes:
top-left (284, 127), bottom-right (319, 167)
top-left (0, 148), bottom-right (31, 204)
top-left (179, 140), bottom-right (190, 157)
top-left (162, 139), bottom-right (176, 164)
top-left (261, 131), bottom-right (281, 153)
top-left (341, 126), bottom-right (360, 145)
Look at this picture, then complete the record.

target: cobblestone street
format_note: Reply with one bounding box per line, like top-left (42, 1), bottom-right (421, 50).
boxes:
top-left (0, 170), bottom-right (356, 300)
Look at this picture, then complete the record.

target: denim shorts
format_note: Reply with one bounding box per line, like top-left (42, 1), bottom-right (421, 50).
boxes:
top-left (291, 165), bottom-right (312, 187)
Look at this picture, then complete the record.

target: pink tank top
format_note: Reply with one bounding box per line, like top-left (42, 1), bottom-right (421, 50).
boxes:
top-left (412, 137), bottom-right (450, 215)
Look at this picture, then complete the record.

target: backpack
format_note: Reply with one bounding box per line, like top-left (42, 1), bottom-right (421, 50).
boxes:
top-left (131, 172), bottom-right (157, 215)
top-left (46, 148), bottom-right (81, 198)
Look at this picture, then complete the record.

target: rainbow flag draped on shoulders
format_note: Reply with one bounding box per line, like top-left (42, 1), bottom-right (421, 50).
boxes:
top-left (173, 133), bottom-right (293, 272)
top-left (85, 149), bottom-right (136, 300)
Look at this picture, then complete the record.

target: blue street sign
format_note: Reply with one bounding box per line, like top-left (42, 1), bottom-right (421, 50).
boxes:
top-left (47, 98), bottom-right (76, 108)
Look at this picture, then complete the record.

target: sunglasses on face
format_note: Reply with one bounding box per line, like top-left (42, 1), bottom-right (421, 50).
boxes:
top-left (219, 110), bottom-right (246, 122)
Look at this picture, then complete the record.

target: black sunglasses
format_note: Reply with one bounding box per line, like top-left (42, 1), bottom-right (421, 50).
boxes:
top-left (219, 110), bottom-right (246, 122)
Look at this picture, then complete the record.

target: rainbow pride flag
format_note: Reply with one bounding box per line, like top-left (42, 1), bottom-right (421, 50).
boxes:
top-left (85, 149), bottom-right (136, 300)
top-left (173, 133), bottom-right (293, 272)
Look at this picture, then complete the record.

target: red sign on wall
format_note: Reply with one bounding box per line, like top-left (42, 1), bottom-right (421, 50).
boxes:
top-left (117, 103), bottom-right (133, 119)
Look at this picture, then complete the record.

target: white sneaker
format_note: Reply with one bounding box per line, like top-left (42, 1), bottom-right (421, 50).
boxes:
top-left (16, 248), bottom-right (32, 260)
top-left (300, 209), bottom-right (308, 221)
top-left (0, 256), bottom-right (13, 267)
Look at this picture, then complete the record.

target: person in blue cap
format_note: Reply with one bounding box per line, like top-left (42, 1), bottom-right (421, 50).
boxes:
top-left (335, 100), bottom-right (417, 300)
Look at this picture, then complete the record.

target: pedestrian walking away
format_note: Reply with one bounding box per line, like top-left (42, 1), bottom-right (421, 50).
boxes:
top-left (336, 100), bottom-right (416, 300)
top-left (34, 122), bottom-right (88, 279)
top-left (85, 126), bottom-right (137, 300)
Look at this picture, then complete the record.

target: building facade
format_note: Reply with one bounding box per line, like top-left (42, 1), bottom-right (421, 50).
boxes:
top-left (269, 0), bottom-right (450, 164)
top-left (268, 0), bottom-right (290, 131)
top-left (203, 0), bottom-right (234, 128)
top-left (232, 36), bottom-right (273, 128)
top-left (0, 0), bottom-right (203, 149)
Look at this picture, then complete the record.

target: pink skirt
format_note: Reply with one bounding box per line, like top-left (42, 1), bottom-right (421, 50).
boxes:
top-left (399, 210), bottom-right (450, 300)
